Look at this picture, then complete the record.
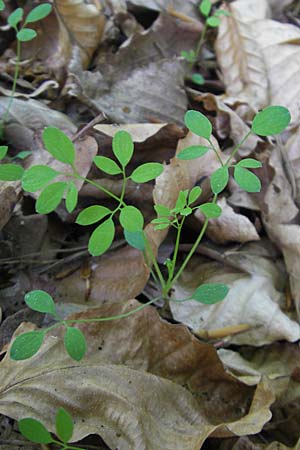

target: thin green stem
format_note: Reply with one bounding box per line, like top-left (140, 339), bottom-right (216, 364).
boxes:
top-left (208, 138), bottom-right (224, 166)
top-left (171, 194), bottom-right (218, 285)
top-left (224, 130), bottom-right (252, 166)
top-left (51, 439), bottom-right (84, 450)
top-left (1, 36), bottom-right (21, 132)
top-left (144, 237), bottom-right (166, 292)
top-left (64, 297), bottom-right (161, 324)
top-left (165, 217), bottom-right (184, 292)
top-left (65, 171), bottom-right (125, 206)
top-left (190, 21), bottom-right (207, 70)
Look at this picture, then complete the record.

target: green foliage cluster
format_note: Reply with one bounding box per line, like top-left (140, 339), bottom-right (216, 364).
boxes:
top-left (19, 407), bottom-right (84, 450)
top-left (1, 104), bottom-right (291, 364)
top-left (0, 2), bottom-right (52, 134)
top-left (181, 0), bottom-right (231, 85)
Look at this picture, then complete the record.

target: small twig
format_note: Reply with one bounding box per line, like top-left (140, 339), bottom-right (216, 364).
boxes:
top-left (167, 6), bottom-right (199, 23)
top-left (72, 112), bottom-right (105, 142)
top-left (194, 324), bottom-right (252, 340)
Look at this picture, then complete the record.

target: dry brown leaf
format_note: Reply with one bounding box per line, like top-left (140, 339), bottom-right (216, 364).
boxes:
top-left (67, 14), bottom-right (201, 123)
top-left (216, 0), bottom-right (300, 122)
top-left (55, 0), bottom-right (105, 68)
top-left (0, 98), bottom-right (76, 151)
top-left (262, 129), bottom-right (300, 315)
top-left (215, 0), bottom-right (269, 110)
top-left (0, 304), bottom-right (275, 448)
top-left (195, 197), bottom-right (260, 244)
top-left (170, 244), bottom-right (300, 345)
top-left (0, 183), bottom-right (19, 231)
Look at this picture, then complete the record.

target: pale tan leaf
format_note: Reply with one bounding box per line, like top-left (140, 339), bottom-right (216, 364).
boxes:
top-left (216, 0), bottom-right (300, 121)
top-left (215, 0), bottom-right (269, 110)
top-left (55, 0), bottom-right (105, 68)
top-left (195, 197), bottom-right (260, 244)
top-left (170, 245), bottom-right (300, 345)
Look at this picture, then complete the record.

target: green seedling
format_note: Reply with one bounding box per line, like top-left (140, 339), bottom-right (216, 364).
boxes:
top-left (19, 407), bottom-right (84, 450)
top-left (0, 3), bottom-right (52, 136)
top-left (1, 105), bottom-right (291, 361)
top-left (181, 0), bottom-right (230, 85)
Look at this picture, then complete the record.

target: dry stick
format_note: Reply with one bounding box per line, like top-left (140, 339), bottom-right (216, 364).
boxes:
top-left (194, 324), bottom-right (252, 340)
top-left (71, 112), bottom-right (105, 142)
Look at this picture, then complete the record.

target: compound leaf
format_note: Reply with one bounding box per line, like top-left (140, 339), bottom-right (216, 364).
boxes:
top-left (251, 106), bottom-right (291, 136)
top-left (207, 16), bottom-right (221, 27)
top-left (64, 327), bottom-right (86, 361)
top-left (17, 28), bottom-right (37, 42)
top-left (120, 205), bottom-right (144, 232)
top-left (43, 127), bottom-right (75, 165)
top-left (154, 204), bottom-right (171, 217)
top-left (25, 3), bottom-right (52, 23)
top-left (93, 156), bottom-right (122, 175)
top-left (19, 418), bottom-right (52, 444)
top-left (10, 331), bottom-right (45, 360)
top-left (112, 130), bottom-right (133, 167)
top-left (0, 146), bottom-right (8, 160)
top-left (124, 230), bottom-right (146, 251)
top-left (76, 205), bottom-right (111, 225)
top-left (88, 218), bottom-right (115, 256)
top-left (210, 166), bottom-right (229, 194)
top-left (236, 158), bottom-right (262, 169)
top-left (65, 182), bottom-right (78, 213)
top-left (25, 290), bottom-right (56, 315)
top-left (36, 182), bottom-right (67, 214)
top-left (55, 408), bottom-right (73, 443)
top-left (188, 186), bottom-right (202, 204)
top-left (199, 202), bottom-right (222, 218)
top-left (22, 165), bottom-right (58, 192)
top-left (0, 164), bottom-right (23, 180)
top-left (234, 167), bottom-right (261, 193)
top-left (193, 283), bottom-right (229, 304)
top-left (184, 110), bottom-right (212, 140)
top-left (130, 163), bottom-right (163, 183)
top-left (199, 0), bottom-right (212, 17)
top-left (177, 145), bottom-right (210, 160)
top-left (8, 7), bottom-right (23, 27)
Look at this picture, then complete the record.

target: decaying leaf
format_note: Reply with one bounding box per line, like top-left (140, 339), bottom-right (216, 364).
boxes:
top-left (66, 14), bottom-right (201, 123)
top-left (0, 303), bottom-right (275, 449)
top-left (170, 243), bottom-right (300, 345)
top-left (216, 0), bottom-right (300, 122)
top-left (195, 197), bottom-right (260, 244)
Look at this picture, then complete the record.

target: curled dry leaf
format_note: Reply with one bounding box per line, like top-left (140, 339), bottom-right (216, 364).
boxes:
top-left (262, 129), bottom-right (300, 316)
top-left (0, 304), bottom-right (275, 448)
top-left (0, 183), bottom-right (19, 231)
top-left (19, 0), bottom-right (105, 79)
top-left (216, 0), bottom-right (300, 122)
top-left (0, 98), bottom-right (76, 151)
top-left (170, 244), bottom-right (300, 345)
top-left (195, 197), bottom-right (260, 245)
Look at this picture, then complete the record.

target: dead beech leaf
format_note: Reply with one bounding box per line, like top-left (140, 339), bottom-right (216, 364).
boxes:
top-left (216, 0), bottom-right (300, 121)
top-left (0, 305), bottom-right (274, 448)
top-left (55, 0), bottom-right (105, 68)
top-left (195, 197), bottom-right (260, 245)
top-left (0, 97), bottom-right (76, 151)
top-left (170, 246), bottom-right (300, 346)
top-left (262, 130), bottom-right (300, 316)
top-left (94, 123), bottom-right (168, 142)
top-left (215, 0), bottom-right (269, 110)
top-left (67, 14), bottom-right (201, 123)
top-left (127, 0), bottom-right (201, 20)
top-left (0, 183), bottom-right (19, 231)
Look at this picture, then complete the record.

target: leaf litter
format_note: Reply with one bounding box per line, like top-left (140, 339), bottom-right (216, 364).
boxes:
top-left (1, 0), bottom-right (300, 449)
